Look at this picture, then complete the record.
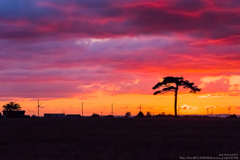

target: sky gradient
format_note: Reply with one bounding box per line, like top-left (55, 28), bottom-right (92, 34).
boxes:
top-left (0, 0), bottom-right (240, 116)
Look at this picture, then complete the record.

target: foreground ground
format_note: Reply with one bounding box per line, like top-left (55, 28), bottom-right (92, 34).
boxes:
top-left (0, 117), bottom-right (239, 160)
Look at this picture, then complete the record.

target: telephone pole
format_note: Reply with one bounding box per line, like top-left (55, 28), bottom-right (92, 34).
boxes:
top-left (82, 102), bottom-right (83, 117)
top-left (212, 107), bottom-right (213, 117)
top-left (111, 103), bottom-right (113, 116)
top-left (38, 99), bottom-right (40, 117)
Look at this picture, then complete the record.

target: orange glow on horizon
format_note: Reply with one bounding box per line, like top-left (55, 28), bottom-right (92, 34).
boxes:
top-left (1, 91), bottom-right (239, 117)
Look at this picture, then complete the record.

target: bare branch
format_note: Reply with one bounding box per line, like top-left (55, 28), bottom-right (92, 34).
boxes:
top-left (152, 82), bottom-right (162, 89)
top-left (162, 86), bottom-right (176, 91)
top-left (153, 91), bottom-right (161, 95)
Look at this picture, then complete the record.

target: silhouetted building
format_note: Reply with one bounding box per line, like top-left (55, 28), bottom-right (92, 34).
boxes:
top-left (2, 110), bottom-right (26, 118)
top-left (65, 114), bottom-right (81, 118)
top-left (44, 113), bottom-right (65, 118)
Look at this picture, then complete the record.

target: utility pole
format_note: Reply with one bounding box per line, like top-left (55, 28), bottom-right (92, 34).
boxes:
top-left (212, 107), bottom-right (213, 117)
top-left (82, 102), bottom-right (83, 117)
top-left (228, 107), bottom-right (231, 116)
top-left (140, 104), bottom-right (141, 111)
top-left (38, 99), bottom-right (40, 117)
top-left (111, 103), bottom-right (113, 116)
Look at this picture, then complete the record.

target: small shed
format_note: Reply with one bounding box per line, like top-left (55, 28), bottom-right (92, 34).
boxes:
top-left (2, 110), bottom-right (26, 118)
top-left (65, 114), bottom-right (81, 118)
top-left (44, 113), bottom-right (65, 118)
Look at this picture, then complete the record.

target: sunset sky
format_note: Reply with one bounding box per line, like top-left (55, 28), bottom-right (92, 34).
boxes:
top-left (0, 0), bottom-right (239, 116)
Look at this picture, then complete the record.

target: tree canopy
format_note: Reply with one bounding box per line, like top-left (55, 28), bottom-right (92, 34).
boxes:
top-left (2, 102), bottom-right (21, 111)
top-left (153, 76), bottom-right (201, 95)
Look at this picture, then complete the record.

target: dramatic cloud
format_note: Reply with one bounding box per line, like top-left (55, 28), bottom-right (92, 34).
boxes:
top-left (0, 0), bottom-right (239, 99)
top-left (0, 0), bottom-right (239, 40)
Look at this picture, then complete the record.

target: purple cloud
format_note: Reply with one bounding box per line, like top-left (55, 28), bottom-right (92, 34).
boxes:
top-left (0, 0), bottom-right (239, 99)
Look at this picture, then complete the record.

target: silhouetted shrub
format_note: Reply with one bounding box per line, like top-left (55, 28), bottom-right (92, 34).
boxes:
top-left (166, 114), bottom-right (174, 117)
top-left (154, 114), bottom-right (164, 117)
top-left (91, 113), bottom-right (100, 117)
top-left (136, 111), bottom-right (144, 117)
top-left (124, 112), bottom-right (131, 118)
top-left (228, 114), bottom-right (237, 118)
top-left (146, 111), bottom-right (152, 117)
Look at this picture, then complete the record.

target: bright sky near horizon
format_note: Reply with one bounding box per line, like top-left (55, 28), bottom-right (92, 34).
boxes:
top-left (0, 0), bottom-right (240, 116)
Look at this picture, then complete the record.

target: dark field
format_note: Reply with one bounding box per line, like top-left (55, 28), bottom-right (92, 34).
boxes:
top-left (0, 117), bottom-right (239, 160)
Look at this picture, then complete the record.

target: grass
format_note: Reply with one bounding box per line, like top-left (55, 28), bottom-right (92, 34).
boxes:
top-left (0, 117), bottom-right (239, 160)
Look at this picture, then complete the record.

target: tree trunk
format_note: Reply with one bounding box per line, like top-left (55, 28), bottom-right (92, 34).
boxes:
top-left (174, 85), bottom-right (178, 117)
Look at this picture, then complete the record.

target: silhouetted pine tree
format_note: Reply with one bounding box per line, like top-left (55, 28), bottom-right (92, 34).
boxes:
top-left (153, 76), bottom-right (201, 117)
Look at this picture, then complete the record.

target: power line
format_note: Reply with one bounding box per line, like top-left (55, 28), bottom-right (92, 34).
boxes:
top-left (44, 100), bottom-right (162, 108)
top-left (45, 101), bottom-right (80, 104)
top-left (37, 100), bottom-right (168, 117)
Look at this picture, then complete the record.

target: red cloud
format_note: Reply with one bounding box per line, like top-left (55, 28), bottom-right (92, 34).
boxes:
top-left (201, 78), bottom-right (231, 93)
